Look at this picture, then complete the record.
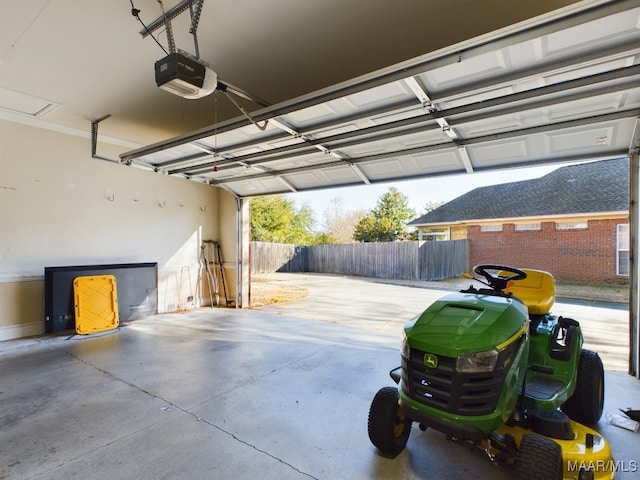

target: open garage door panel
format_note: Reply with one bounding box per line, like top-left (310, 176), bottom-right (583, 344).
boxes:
top-left (121, 0), bottom-right (640, 198)
top-left (120, 1), bottom-right (640, 377)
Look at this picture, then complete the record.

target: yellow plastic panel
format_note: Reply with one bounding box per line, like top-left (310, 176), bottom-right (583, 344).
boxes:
top-left (73, 275), bottom-right (119, 334)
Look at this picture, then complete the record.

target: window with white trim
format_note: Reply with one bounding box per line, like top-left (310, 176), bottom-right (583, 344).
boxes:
top-left (515, 223), bottom-right (541, 231)
top-left (555, 221), bottom-right (588, 230)
top-left (480, 224), bottom-right (502, 232)
top-left (419, 228), bottom-right (450, 241)
top-left (617, 224), bottom-right (629, 276)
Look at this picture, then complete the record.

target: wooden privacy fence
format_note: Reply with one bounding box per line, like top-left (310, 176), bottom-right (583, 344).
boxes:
top-left (417, 239), bottom-right (468, 280)
top-left (309, 242), bottom-right (418, 279)
top-left (251, 242), bottom-right (309, 273)
top-left (251, 240), bottom-right (468, 281)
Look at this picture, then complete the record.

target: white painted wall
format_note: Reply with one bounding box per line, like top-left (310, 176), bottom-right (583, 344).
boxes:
top-left (0, 120), bottom-right (238, 340)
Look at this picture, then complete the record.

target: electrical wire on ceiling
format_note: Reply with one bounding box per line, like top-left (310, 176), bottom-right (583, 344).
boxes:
top-left (129, 0), bottom-right (168, 55)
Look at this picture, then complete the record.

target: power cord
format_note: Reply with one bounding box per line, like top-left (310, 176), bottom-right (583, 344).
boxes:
top-left (129, 0), bottom-right (169, 55)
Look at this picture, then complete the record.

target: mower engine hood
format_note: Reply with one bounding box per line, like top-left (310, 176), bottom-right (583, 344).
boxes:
top-left (405, 292), bottom-right (528, 358)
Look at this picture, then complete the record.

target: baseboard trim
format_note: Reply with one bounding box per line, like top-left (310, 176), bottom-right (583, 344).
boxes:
top-left (0, 322), bottom-right (44, 342)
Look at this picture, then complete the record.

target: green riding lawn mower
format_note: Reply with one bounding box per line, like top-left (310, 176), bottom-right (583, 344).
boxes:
top-left (368, 265), bottom-right (615, 479)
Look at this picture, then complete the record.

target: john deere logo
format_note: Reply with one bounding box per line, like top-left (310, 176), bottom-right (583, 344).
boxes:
top-left (424, 353), bottom-right (438, 369)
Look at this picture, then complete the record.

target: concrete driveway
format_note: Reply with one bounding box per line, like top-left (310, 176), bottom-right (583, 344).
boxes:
top-left (1, 273), bottom-right (637, 480)
top-left (255, 273), bottom-right (630, 371)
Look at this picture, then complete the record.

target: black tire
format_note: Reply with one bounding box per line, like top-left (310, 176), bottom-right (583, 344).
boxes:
top-left (562, 349), bottom-right (604, 425)
top-left (367, 387), bottom-right (411, 455)
top-left (515, 433), bottom-right (563, 480)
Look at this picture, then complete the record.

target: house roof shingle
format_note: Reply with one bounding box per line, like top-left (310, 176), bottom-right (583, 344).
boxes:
top-left (408, 158), bottom-right (629, 226)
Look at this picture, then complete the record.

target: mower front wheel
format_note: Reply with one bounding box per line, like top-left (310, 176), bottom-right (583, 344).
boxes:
top-left (515, 433), bottom-right (563, 480)
top-left (367, 387), bottom-right (411, 455)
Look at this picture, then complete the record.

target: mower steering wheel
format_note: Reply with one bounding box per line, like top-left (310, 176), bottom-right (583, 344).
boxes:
top-left (473, 265), bottom-right (527, 292)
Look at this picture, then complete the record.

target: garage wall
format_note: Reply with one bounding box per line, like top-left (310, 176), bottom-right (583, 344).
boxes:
top-left (0, 120), bottom-right (238, 341)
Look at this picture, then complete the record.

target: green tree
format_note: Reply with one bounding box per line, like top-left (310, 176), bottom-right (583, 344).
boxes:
top-left (250, 195), bottom-right (316, 245)
top-left (313, 232), bottom-right (337, 245)
top-left (353, 187), bottom-right (416, 242)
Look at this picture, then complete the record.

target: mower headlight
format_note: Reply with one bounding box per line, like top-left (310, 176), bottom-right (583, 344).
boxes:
top-left (456, 349), bottom-right (498, 373)
top-left (401, 332), bottom-right (410, 360)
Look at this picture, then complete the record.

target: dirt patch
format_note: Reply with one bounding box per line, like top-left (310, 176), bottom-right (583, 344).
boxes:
top-left (249, 274), bottom-right (308, 308)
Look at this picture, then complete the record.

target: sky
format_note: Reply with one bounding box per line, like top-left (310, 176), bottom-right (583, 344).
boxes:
top-left (286, 164), bottom-right (562, 231)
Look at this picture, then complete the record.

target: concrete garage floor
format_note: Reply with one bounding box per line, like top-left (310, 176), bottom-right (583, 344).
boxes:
top-left (1, 274), bottom-right (638, 480)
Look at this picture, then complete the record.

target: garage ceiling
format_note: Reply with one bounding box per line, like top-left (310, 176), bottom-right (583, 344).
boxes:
top-left (2, 0), bottom-right (588, 143)
top-left (2, 1), bottom-right (639, 198)
top-left (118, 0), bottom-right (640, 197)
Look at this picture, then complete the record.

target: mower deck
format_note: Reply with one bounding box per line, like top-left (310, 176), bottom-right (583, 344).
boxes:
top-left (495, 421), bottom-right (615, 479)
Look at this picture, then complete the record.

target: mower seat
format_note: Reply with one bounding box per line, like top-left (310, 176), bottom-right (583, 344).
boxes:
top-left (506, 269), bottom-right (555, 316)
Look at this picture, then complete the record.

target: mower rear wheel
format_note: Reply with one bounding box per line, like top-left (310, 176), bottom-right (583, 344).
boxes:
top-left (562, 349), bottom-right (604, 426)
top-left (515, 433), bottom-right (563, 480)
top-left (367, 387), bottom-right (411, 455)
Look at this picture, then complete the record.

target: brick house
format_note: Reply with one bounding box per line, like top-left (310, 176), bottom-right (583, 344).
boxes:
top-left (408, 158), bottom-right (629, 285)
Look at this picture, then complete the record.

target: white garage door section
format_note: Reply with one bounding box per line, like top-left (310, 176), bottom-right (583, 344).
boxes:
top-left (120, 0), bottom-right (640, 198)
